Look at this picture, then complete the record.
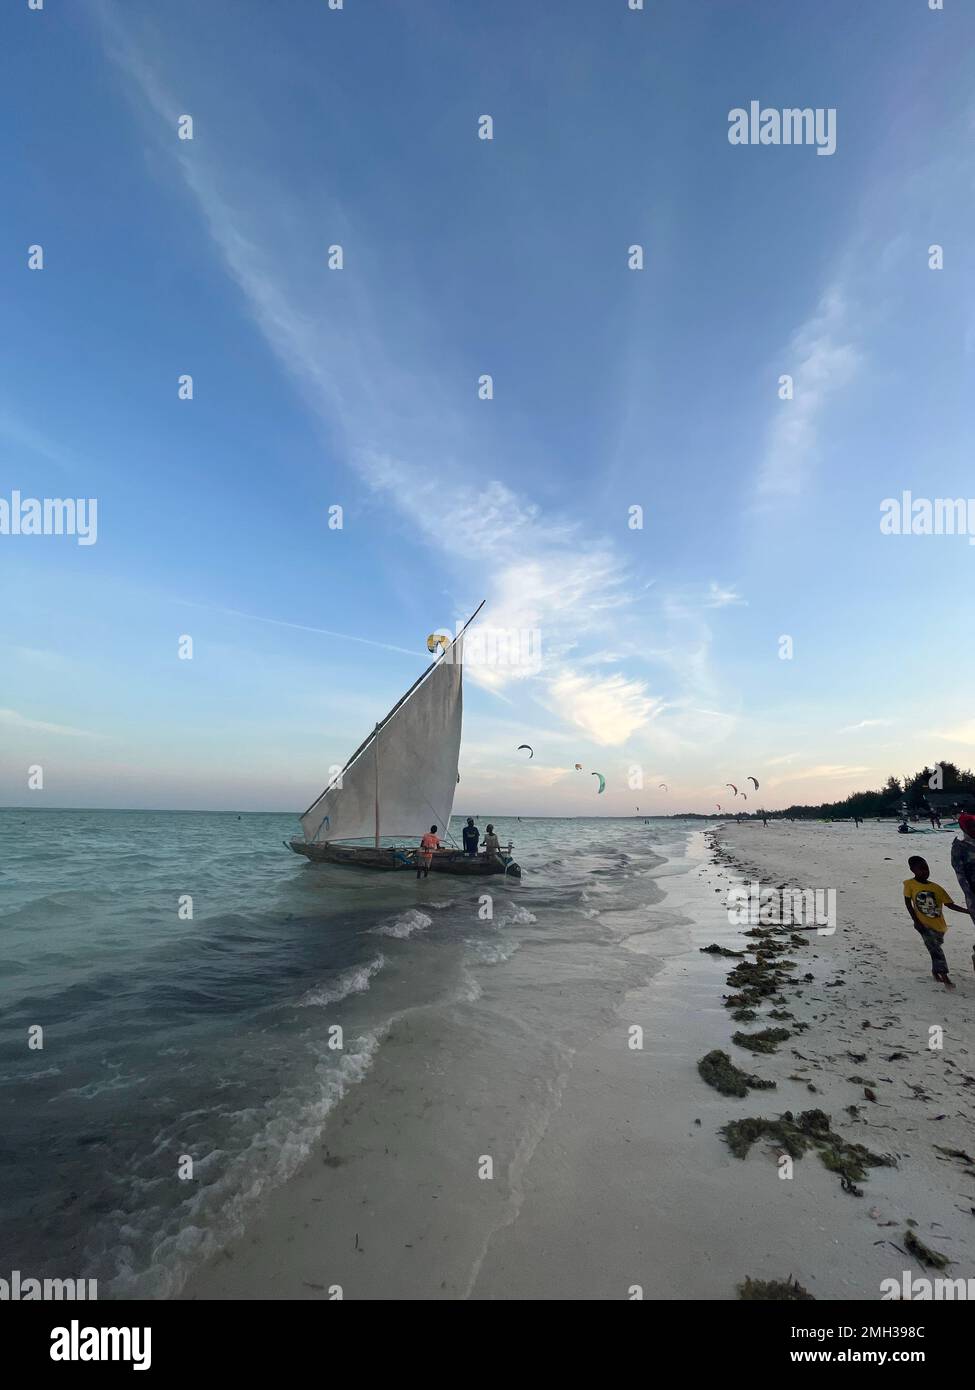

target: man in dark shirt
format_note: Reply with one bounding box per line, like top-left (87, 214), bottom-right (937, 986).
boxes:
top-left (462, 817), bottom-right (480, 856)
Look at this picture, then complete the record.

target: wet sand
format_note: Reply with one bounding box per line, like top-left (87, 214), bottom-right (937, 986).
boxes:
top-left (183, 825), bottom-right (975, 1299)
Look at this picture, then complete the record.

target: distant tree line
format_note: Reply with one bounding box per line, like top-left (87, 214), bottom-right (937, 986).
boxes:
top-left (692, 761), bottom-right (975, 820)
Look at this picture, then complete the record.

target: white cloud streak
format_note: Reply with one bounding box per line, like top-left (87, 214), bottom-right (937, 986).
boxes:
top-left (0, 708), bottom-right (100, 738)
top-left (838, 718), bottom-right (894, 733)
top-left (97, 16), bottom-right (672, 750)
top-left (756, 287), bottom-right (860, 500)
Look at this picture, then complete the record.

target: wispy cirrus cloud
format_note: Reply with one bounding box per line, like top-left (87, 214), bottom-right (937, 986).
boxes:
top-left (703, 582), bottom-right (746, 609)
top-left (545, 670), bottom-right (662, 747)
top-left (839, 718), bottom-right (894, 733)
top-left (755, 287), bottom-right (860, 501)
top-left (928, 719), bottom-right (975, 746)
top-left (96, 14), bottom-right (674, 752)
top-left (0, 708), bottom-right (101, 738)
top-left (174, 599), bottom-right (420, 658)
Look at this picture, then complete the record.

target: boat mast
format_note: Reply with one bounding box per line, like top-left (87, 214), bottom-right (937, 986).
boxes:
top-left (374, 724), bottom-right (381, 849)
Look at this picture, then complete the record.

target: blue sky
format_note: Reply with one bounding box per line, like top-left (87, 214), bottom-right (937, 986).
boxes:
top-left (2, 0), bottom-right (973, 815)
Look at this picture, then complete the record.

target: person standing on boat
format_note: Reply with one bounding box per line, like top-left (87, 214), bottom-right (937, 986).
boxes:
top-left (482, 824), bottom-right (501, 862)
top-left (462, 817), bottom-right (480, 856)
top-left (416, 824), bottom-right (441, 879)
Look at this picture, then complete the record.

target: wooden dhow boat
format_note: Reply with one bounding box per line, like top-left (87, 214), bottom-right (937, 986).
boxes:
top-left (288, 602), bottom-right (521, 877)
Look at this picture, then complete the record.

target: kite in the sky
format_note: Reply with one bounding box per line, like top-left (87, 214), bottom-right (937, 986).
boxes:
top-left (517, 744), bottom-right (534, 759)
top-left (658, 783), bottom-right (668, 790)
top-left (426, 632), bottom-right (450, 653)
top-left (748, 776), bottom-right (760, 790)
top-left (574, 763), bottom-right (583, 771)
top-left (592, 772), bottom-right (606, 794)
top-left (716, 803), bottom-right (722, 811)
top-left (741, 792), bottom-right (747, 800)
top-left (726, 783), bottom-right (738, 795)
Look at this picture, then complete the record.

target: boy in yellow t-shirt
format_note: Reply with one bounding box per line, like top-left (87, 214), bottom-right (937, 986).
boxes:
top-left (903, 855), bottom-right (970, 990)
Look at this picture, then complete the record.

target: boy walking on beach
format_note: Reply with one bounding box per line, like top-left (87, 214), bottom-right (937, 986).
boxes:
top-left (903, 855), bottom-right (970, 990)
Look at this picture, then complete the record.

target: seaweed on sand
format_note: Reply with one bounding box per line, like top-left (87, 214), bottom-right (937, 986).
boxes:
top-left (700, 943), bottom-right (745, 958)
top-left (738, 1275), bottom-right (815, 1301)
top-left (904, 1230), bottom-right (950, 1270)
top-left (698, 1049), bottom-right (776, 1098)
top-left (732, 1027), bottom-right (791, 1054)
top-left (934, 1144), bottom-right (975, 1166)
top-left (724, 956), bottom-right (799, 1010)
top-left (728, 959), bottom-right (798, 984)
top-left (753, 939), bottom-right (794, 956)
top-left (720, 1109), bottom-right (895, 1195)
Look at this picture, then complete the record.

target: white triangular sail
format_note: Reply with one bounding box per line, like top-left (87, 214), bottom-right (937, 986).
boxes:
top-left (299, 637), bottom-right (464, 844)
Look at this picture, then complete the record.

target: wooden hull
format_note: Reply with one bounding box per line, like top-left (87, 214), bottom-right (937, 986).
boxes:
top-left (287, 838), bottom-right (521, 877)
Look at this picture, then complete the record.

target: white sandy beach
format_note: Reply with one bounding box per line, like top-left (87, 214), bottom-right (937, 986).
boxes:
top-left (184, 823), bottom-right (975, 1300)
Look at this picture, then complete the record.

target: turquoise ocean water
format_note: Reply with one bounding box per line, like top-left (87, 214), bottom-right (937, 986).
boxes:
top-left (0, 808), bottom-right (697, 1296)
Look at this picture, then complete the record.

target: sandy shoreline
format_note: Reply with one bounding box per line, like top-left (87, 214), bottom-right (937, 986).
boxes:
top-left (183, 824), bottom-right (975, 1300)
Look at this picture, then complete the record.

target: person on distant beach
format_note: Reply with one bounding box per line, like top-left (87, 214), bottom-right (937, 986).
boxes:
top-left (903, 854), bottom-right (969, 990)
top-left (950, 815), bottom-right (975, 972)
top-left (416, 824), bottom-right (441, 879)
top-left (482, 824), bottom-right (501, 861)
top-left (853, 815), bottom-right (862, 827)
top-left (462, 817), bottom-right (479, 856)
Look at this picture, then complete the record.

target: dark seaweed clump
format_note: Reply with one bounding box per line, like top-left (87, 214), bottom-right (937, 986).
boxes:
top-left (724, 956), bottom-right (798, 1012)
top-left (738, 1275), bottom-right (815, 1301)
top-left (732, 1027), bottom-right (791, 1055)
top-left (904, 1230), bottom-right (950, 1270)
top-left (698, 1049), bottom-right (776, 1098)
top-left (721, 1109), bottom-right (895, 1195)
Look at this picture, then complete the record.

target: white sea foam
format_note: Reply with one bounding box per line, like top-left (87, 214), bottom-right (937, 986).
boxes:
top-left (60, 1070), bottom-right (148, 1101)
top-left (372, 909), bottom-right (432, 939)
top-left (107, 1030), bottom-right (386, 1299)
top-left (0, 1065), bottom-right (60, 1083)
top-left (497, 905), bottom-right (536, 927)
top-left (467, 937), bottom-right (522, 965)
top-left (458, 968), bottom-right (482, 1002)
top-left (296, 953), bottom-right (386, 1007)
